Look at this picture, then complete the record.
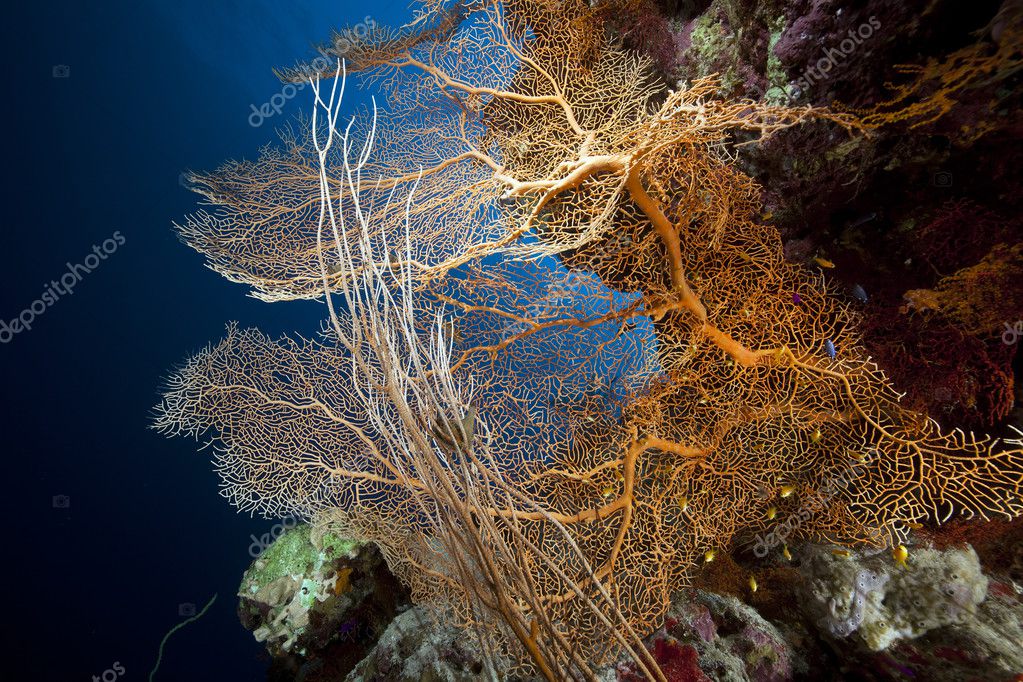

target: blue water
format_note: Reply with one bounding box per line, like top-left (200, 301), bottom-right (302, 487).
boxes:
top-left (3, 1), bottom-right (411, 679)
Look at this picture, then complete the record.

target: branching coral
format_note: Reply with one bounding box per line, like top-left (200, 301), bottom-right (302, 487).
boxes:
top-left (856, 1), bottom-right (1023, 135)
top-left (902, 242), bottom-right (1023, 339)
top-left (155, 0), bottom-right (1023, 676)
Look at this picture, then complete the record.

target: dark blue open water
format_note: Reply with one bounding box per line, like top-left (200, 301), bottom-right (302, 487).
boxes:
top-left (3, 2), bottom-right (410, 679)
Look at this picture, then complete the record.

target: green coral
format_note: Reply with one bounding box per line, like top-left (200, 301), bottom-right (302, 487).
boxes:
top-left (237, 523), bottom-right (365, 654)
top-left (688, 12), bottom-right (742, 93)
top-left (683, 3), bottom-right (792, 102)
top-left (244, 523), bottom-right (359, 592)
top-left (764, 16), bottom-right (791, 106)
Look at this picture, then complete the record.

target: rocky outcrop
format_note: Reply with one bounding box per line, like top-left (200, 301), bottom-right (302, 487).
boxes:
top-left (237, 524), bottom-right (410, 681)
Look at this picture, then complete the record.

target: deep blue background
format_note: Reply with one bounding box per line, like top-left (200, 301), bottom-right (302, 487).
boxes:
top-left (3, 2), bottom-right (410, 680)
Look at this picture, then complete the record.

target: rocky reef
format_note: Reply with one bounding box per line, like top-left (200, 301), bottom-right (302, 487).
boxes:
top-left (343, 606), bottom-right (516, 681)
top-left (239, 522), bottom-right (1023, 681)
top-left (236, 524), bottom-right (410, 681)
top-left (798, 544), bottom-right (990, 650)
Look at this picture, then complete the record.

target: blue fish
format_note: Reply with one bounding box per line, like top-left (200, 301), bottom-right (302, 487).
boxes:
top-left (824, 339), bottom-right (836, 359)
top-left (851, 284), bottom-right (868, 303)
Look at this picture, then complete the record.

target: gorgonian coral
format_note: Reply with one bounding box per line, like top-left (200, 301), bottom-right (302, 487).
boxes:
top-left (155, 1), bottom-right (1023, 676)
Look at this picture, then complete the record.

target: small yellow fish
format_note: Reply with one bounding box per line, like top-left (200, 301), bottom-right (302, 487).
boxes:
top-left (893, 544), bottom-right (909, 568)
top-left (779, 485), bottom-right (795, 498)
top-left (904, 521), bottom-right (923, 530)
top-left (832, 548), bottom-right (851, 559)
top-left (704, 549), bottom-right (716, 563)
top-left (813, 256), bottom-right (836, 269)
top-left (601, 486), bottom-right (615, 498)
top-left (782, 545), bottom-right (792, 561)
top-left (766, 506), bottom-right (777, 520)
top-left (810, 428), bottom-right (822, 443)
top-left (761, 211), bottom-right (773, 221)
top-left (614, 469), bottom-right (624, 481)
top-left (748, 575), bottom-right (758, 593)
top-left (738, 252), bottom-right (752, 262)
top-left (848, 450), bottom-right (866, 461)
top-left (678, 496), bottom-right (689, 512)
